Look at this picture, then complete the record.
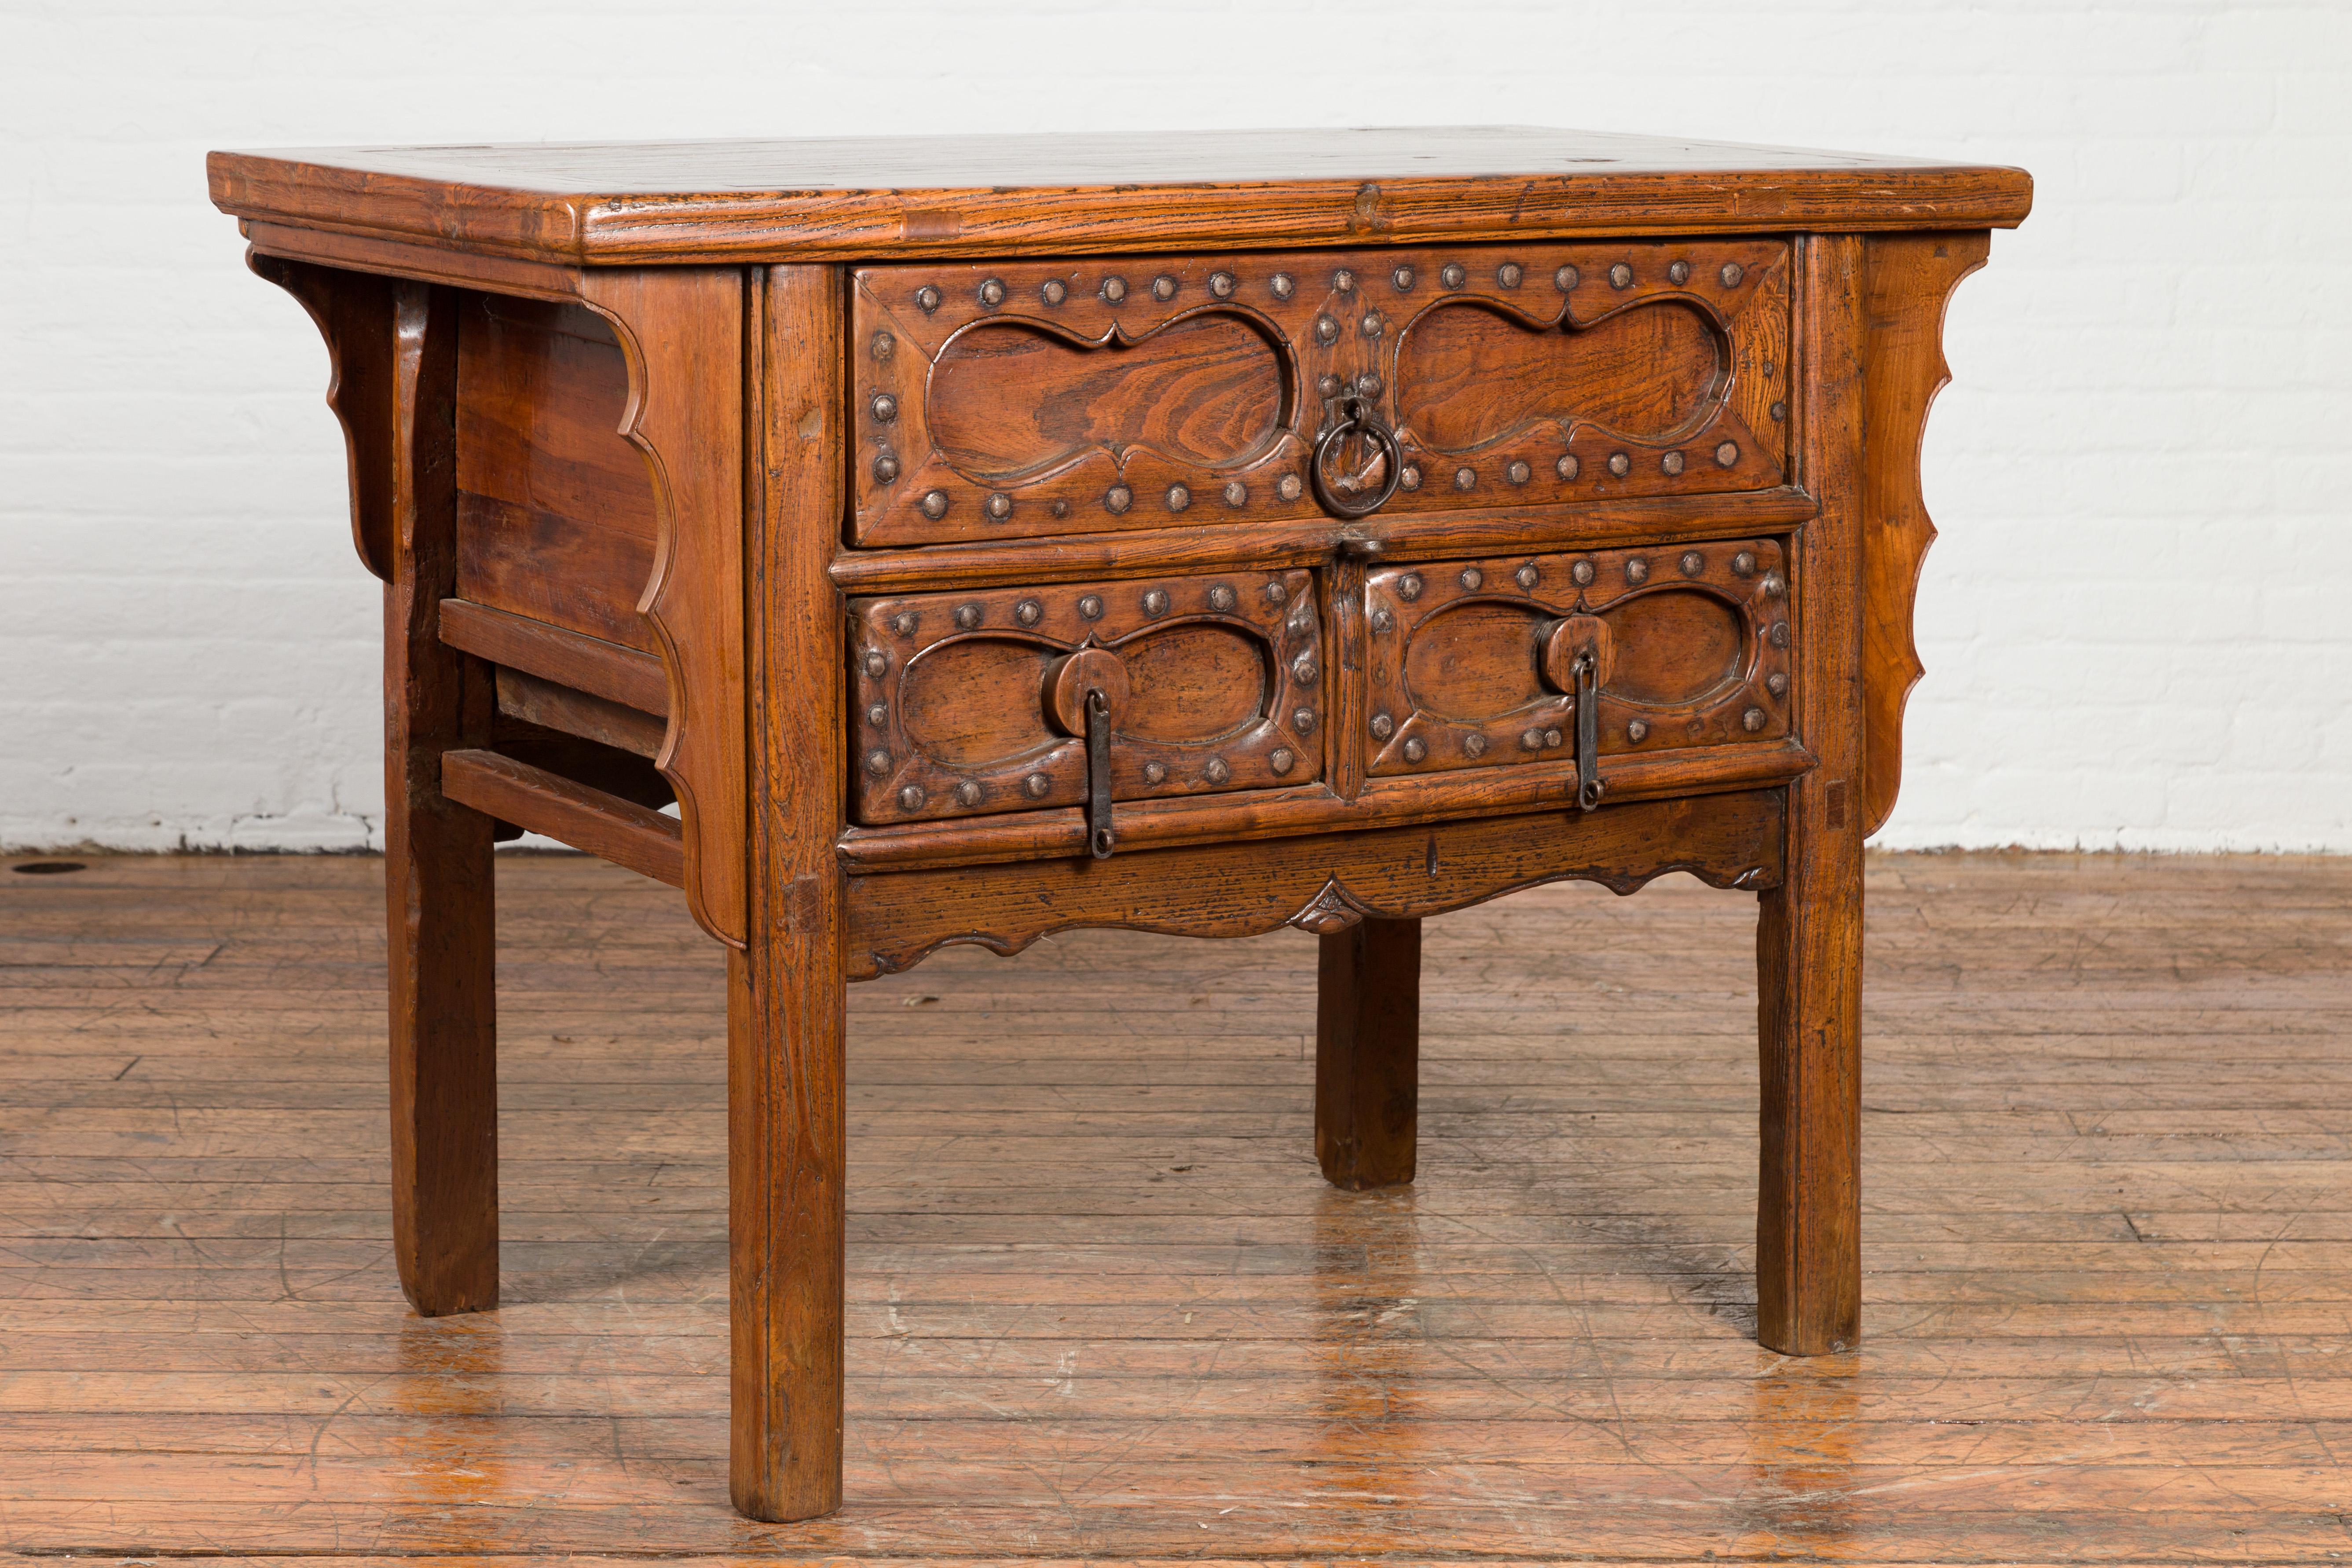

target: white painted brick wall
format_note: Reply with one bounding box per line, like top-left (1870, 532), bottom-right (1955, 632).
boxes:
top-left (4, 0), bottom-right (2346, 852)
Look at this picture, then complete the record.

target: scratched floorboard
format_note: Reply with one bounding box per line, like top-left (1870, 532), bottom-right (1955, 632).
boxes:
top-left (1, 850), bottom-right (2349, 1563)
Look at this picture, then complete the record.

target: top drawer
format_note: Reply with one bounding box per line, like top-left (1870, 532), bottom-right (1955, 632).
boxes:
top-left (850, 239), bottom-right (1789, 547)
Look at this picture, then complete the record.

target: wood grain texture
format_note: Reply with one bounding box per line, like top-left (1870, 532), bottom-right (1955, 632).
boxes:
top-left (574, 269), bottom-right (747, 951)
top-left (1316, 917), bottom-right (1421, 1191)
top-left (246, 255), bottom-right (401, 581)
top-left (440, 598), bottom-right (670, 717)
top-left (5, 847), bottom-right (2339, 1561)
top-left (207, 127), bottom-right (2033, 264)
top-left (378, 281), bottom-right (501, 1318)
top-left (843, 791), bottom-right (1781, 980)
top-left (1858, 231), bottom-right (1992, 837)
top-left (495, 669), bottom-right (667, 760)
top-left (1755, 235), bottom-right (1869, 1357)
top-left (736, 264), bottom-right (851, 1520)
top-left (440, 750), bottom-right (684, 889)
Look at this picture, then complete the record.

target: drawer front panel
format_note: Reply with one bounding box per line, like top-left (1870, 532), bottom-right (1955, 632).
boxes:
top-left (1365, 539), bottom-right (1789, 778)
top-left (850, 569), bottom-right (1323, 827)
top-left (851, 240), bottom-right (1789, 546)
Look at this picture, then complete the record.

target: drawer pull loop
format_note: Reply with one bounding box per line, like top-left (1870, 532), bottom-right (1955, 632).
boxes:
top-left (1572, 651), bottom-right (1605, 811)
top-left (1309, 396), bottom-right (1403, 520)
top-left (1085, 688), bottom-right (1116, 859)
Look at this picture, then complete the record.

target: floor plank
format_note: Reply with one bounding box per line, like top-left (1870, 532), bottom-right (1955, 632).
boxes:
top-left (0, 849), bottom-right (2348, 1562)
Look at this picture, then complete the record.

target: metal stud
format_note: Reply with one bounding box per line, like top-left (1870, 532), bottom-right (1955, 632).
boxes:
top-left (1104, 485), bottom-right (1132, 515)
top-left (1399, 465), bottom-right (1421, 491)
top-left (1679, 550), bottom-right (1704, 577)
top-left (1761, 572), bottom-right (1786, 597)
top-left (956, 779), bottom-right (983, 807)
top-left (1276, 473), bottom-right (1303, 502)
top-left (1403, 736), bottom-right (1427, 763)
top-left (1024, 773), bottom-right (1051, 799)
top-left (1557, 453), bottom-right (1581, 480)
top-left (914, 285), bottom-right (942, 314)
top-left (1143, 762), bottom-right (1168, 785)
top-left (1454, 466), bottom-right (1476, 491)
top-left (870, 393), bottom-right (898, 423)
top-left (1397, 573), bottom-right (1423, 601)
top-left (890, 612), bottom-right (916, 636)
top-left (1662, 451), bottom-right (1685, 477)
top-left (1266, 580), bottom-right (1290, 604)
top-left (898, 784), bottom-right (926, 811)
top-left (1440, 262), bottom-right (1467, 289)
top-left (1052, 499), bottom-right (1070, 518)
top-left (978, 278), bottom-right (1006, 307)
top-left (1269, 747), bottom-right (1295, 775)
top-left (954, 603), bottom-right (982, 630)
top-left (1209, 584), bottom-right (1237, 612)
top-left (1545, 727), bottom-right (1563, 748)
top-left (1608, 452), bottom-right (1631, 477)
top-left (1370, 607), bottom-right (1394, 633)
top-left (1497, 262), bottom-right (1523, 288)
top-left (1334, 268), bottom-right (1358, 293)
top-left (1766, 671), bottom-right (1789, 697)
top-left (863, 749), bottom-right (891, 777)
top-left (1293, 707), bottom-right (1318, 733)
top-left (1770, 400), bottom-right (1788, 422)
top-left (1520, 728), bottom-right (1544, 752)
top-left (1720, 262), bottom-right (1745, 288)
top-left (1356, 372), bottom-right (1383, 398)
top-left (1217, 480), bottom-right (1245, 509)
top-left (863, 649), bottom-right (888, 678)
top-left (1571, 559), bottom-right (1596, 586)
top-left (1204, 757), bottom-right (1231, 784)
top-left (1769, 622), bottom-right (1790, 648)
top-left (1078, 594), bottom-right (1104, 620)
top-left (920, 490), bottom-right (949, 519)
top-left (1608, 263), bottom-right (1634, 289)
top-left (1627, 719), bottom-right (1650, 742)
top-left (1165, 485), bottom-right (1190, 512)
top-left (1014, 598), bottom-right (1043, 626)
top-left (1731, 550), bottom-right (1757, 578)
top-left (1392, 264), bottom-right (1416, 291)
top-left (1554, 264), bottom-right (1581, 291)
top-left (1317, 373), bottom-right (1342, 399)
top-left (1625, 557), bottom-right (1650, 585)
top-left (1360, 311), bottom-right (1384, 339)
top-left (1209, 271), bottom-right (1236, 298)
top-left (1315, 315), bottom-right (1340, 344)
top-left (1506, 459), bottom-right (1531, 485)
top-left (1716, 440), bottom-right (1740, 468)
top-left (1464, 733), bottom-right (1488, 759)
top-left (1270, 272), bottom-right (1295, 300)
top-left (985, 491), bottom-right (1012, 520)
top-left (871, 330), bottom-right (895, 362)
top-left (1370, 712), bottom-right (1395, 740)
top-left (1102, 276), bottom-right (1128, 304)
top-left (1143, 589), bottom-right (1170, 616)
top-left (1292, 655), bottom-right (1319, 683)
top-left (1152, 275), bottom-right (1178, 302)
top-left (1668, 260), bottom-right (1690, 285)
top-left (873, 452), bottom-right (901, 483)
top-left (1459, 567), bottom-right (1484, 590)
top-left (1743, 707), bottom-right (1767, 733)
top-left (1040, 278), bottom-right (1067, 306)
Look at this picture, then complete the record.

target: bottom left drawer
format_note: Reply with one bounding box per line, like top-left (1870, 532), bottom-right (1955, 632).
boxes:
top-left (848, 568), bottom-right (1325, 827)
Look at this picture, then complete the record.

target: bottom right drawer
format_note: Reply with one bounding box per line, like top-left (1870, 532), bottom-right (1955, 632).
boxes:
top-left (1363, 538), bottom-right (1791, 779)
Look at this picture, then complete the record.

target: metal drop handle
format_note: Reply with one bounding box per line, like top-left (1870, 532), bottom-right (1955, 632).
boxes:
top-left (1572, 652), bottom-right (1604, 812)
top-left (1309, 396), bottom-right (1404, 520)
top-left (1085, 688), bottom-right (1115, 859)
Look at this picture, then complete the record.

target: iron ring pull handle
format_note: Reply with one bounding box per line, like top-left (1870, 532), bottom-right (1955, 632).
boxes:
top-left (1309, 396), bottom-right (1404, 520)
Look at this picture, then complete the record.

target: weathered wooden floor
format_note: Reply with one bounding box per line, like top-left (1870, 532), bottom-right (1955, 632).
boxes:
top-left (2, 850), bottom-right (2349, 1564)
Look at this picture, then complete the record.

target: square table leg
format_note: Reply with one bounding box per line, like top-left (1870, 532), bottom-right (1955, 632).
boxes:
top-left (1315, 916), bottom-right (1422, 1190)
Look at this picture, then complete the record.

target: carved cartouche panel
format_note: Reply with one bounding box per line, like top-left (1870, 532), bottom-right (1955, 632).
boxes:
top-left (1364, 539), bottom-right (1790, 778)
top-left (849, 569), bottom-right (1322, 826)
top-left (850, 240), bottom-right (1790, 545)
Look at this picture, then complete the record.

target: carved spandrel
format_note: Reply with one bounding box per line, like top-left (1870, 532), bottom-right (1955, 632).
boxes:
top-left (247, 253), bottom-right (401, 582)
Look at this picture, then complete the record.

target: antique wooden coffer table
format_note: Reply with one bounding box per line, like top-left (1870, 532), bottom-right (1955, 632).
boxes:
top-left (208, 128), bottom-right (2030, 1520)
